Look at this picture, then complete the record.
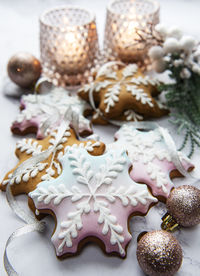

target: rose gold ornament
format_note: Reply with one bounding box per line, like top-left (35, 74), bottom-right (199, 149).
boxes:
top-left (137, 230), bottom-right (182, 276)
top-left (7, 52), bottom-right (41, 88)
top-left (162, 185), bottom-right (200, 230)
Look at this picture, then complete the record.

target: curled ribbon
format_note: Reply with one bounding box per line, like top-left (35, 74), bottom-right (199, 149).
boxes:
top-left (4, 184), bottom-right (46, 276)
top-left (4, 109), bottom-right (80, 275)
top-left (33, 77), bottom-right (73, 138)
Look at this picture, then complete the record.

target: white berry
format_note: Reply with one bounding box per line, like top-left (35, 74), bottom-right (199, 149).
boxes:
top-left (148, 46), bottom-right (164, 60)
top-left (180, 35), bottom-right (196, 52)
top-left (155, 24), bottom-right (168, 38)
top-left (163, 38), bottom-right (180, 53)
top-left (180, 68), bottom-right (191, 79)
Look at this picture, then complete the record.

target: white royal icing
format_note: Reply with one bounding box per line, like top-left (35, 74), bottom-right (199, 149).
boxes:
top-left (2, 127), bottom-right (101, 186)
top-left (30, 147), bottom-right (157, 256)
top-left (15, 87), bottom-right (92, 135)
top-left (107, 125), bottom-right (174, 194)
top-left (124, 110), bottom-right (143, 121)
top-left (81, 64), bottom-right (160, 113)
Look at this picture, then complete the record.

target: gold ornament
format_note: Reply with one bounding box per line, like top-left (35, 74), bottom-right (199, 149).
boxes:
top-left (162, 185), bottom-right (200, 230)
top-left (7, 52), bottom-right (41, 88)
top-left (137, 230), bottom-right (182, 276)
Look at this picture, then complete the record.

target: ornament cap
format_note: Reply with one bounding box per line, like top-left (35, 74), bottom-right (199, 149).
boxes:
top-left (161, 212), bottom-right (179, 232)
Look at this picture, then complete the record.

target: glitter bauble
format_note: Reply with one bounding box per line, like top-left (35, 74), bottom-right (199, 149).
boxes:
top-left (7, 52), bottom-right (41, 88)
top-left (166, 185), bottom-right (200, 227)
top-left (137, 230), bottom-right (182, 276)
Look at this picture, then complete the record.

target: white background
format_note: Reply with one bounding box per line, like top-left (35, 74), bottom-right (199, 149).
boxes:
top-left (0, 0), bottom-right (200, 275)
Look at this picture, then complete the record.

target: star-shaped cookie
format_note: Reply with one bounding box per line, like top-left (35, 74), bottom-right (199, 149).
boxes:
top-left (78, 64), bottom-right (168, 124)
top-left (107, 124), bottom-right (194, 200)
top-left (11, 87), bottom-right (93, 138)
top-left (1, 125), bottom-right (105, 214)
top-left (29, 147), bottom-right (157, 258)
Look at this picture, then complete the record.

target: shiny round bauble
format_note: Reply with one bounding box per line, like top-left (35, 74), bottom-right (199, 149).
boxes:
top-left (7, 52), bottom-right (41, 88)
top-left (137, 230), bottom-right (182, 276)
top-left (166, 185), bottom-right (200, 227)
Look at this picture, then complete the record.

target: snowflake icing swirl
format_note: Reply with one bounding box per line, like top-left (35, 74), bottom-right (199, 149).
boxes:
top-left (108, 124), bottom-right (193, 198)
top-left (30, 147), bottom-right (157, 257)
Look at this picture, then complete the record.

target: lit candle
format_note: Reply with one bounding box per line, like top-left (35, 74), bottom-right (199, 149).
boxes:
top-left (104, 0), bottom-right (160, 63)
top-left (40, 6), bottom-right (99, 86)
top-left (54, 29), bottom-right (87, 74)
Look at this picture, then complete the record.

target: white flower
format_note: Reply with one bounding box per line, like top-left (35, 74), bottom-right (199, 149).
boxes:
top-left (152, 59), bottom-right (166, 73)
top-left (163, 37), bottom-right (180, 53)
top-left (173, 59), bottom-right (184, 67)
top-left (167, 26), bottom-right (183, 39)
top-left (180, 68), bottom-right (191, 79)
top-left (192, 64), bottom-right (200, 74)
top-left (155, 24), bottom-right (168, 38)
top-left (180, 35), bottom-right (196, 52)
top-left (148, 46), bottom-right (164, 60)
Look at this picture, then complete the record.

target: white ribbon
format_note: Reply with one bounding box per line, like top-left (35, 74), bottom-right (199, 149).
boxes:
top-left (4, 185), bottom-right (46, 276)
top-left (4, 109), bottom-right (80, 275)
top-left (35, 79), bottom-right (81, 138)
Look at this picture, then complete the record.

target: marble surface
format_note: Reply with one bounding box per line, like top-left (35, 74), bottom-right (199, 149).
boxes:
top-left (0, 0), bottom-right (200, 275)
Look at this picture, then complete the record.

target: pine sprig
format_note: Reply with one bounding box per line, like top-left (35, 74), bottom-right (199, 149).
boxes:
top-left (169, 113), bottom-right (200, 157)
top-left (160, 66), bottom-right (200, 157)
top-left (148, 24), bottom-right (200, 156)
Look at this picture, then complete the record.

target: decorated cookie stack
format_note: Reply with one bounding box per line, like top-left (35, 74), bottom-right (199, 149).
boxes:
top-left (1, 114), bottom-right (194, 258)
top-left (1, 61), bottom-right (199, 276)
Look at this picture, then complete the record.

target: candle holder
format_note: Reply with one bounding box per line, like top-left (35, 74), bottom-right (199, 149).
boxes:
top-left (104, 0), bottom-right (160, 65)
top-left (40, 6), bottom-right (99, 86)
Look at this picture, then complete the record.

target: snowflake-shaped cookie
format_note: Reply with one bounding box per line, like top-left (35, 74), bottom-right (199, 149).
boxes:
top-left (78, 64), bottom-right (168, 124)
top-left (107, 124), bottom-right (194, 199)
top-left (11, 87), bottom-right (92, 138)
top-left (29, 147), bottom-right (157, 258)
top-left (1, 125), bottom-right (105, 214)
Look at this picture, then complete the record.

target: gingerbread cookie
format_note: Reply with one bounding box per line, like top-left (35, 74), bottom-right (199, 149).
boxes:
top-left (107, 124), bottom-right (194, 199)
top-left (11, 87), bottom-right (93, 138)
top-left (29, 147), bottom-right (157, 258)
top-left (78, 64), bottom-right (168, 124)
top-left (1, 125), bottom-right (105, 214)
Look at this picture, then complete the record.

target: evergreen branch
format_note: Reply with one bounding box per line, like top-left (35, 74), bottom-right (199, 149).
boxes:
top-left (169, 112), bottom-right (200, 157)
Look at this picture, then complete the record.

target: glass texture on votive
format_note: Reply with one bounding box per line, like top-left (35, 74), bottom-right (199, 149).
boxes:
top-left (40, 6), bottom-right (99, 86)
top-left (104, 0), bottom-right (160, 63)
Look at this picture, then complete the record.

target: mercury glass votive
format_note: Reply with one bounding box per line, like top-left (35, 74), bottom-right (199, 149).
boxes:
top-left (40, 6), bottom-right (99, 86)
top-left (104, 0), bottom-right (160, 64)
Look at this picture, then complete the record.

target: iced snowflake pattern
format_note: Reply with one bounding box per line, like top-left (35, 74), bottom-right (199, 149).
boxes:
top-left (12, 87), bottom-right (92, 138)
top-left (80, 64), bottom-right (159, 113)
top-left (30, 147), bottom-right (157, 257)
top-left (2, 126), bottom-right (102, 191)
top-left (108, 124), bottom-right (193, 198)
